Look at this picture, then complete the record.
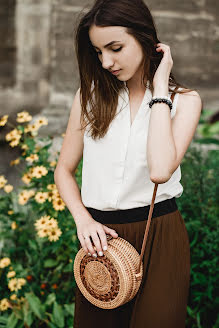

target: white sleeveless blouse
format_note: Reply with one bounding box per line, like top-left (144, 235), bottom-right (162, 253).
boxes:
top-left (81, 82), bottom-right (183, 210)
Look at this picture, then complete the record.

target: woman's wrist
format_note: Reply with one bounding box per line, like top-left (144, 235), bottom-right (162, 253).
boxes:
top-left (153, 84), bottom-right (169, 98)
top-left (71, 202), bottom-right (94, 226)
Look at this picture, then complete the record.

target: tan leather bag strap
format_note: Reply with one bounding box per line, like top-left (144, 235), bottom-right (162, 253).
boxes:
top-left (136, 91), bottom-right (176, 274)
top-left (137, 183), bottom-right (158, 273)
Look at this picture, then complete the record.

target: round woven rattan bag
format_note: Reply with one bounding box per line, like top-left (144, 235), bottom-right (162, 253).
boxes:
top-left (74, 235), bottom-right (144, 309)
top-left (73, 184), bottom-right (158, 309)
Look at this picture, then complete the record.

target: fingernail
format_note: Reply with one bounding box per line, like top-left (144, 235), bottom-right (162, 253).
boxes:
top-left (103, 246), bottom-right (107, 251)
top-left (98, 251), bottom-right (103, 256)
top-left (88, 252), bottom-right (91, 256)
top-left (92, 253), bottom-right (97, 257)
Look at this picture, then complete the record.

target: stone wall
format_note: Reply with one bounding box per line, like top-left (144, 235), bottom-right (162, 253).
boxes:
top-left (0, 0), bottom-right (219, 184)
top-left (0, 0), bottom-right (16, 87)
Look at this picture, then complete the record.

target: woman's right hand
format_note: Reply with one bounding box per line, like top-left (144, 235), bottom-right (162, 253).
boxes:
top-left (76, 217), bottom-right (118, 257)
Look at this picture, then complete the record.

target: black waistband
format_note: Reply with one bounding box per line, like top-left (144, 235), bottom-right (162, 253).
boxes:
top-left (85, 197), bottom-right (178, 224)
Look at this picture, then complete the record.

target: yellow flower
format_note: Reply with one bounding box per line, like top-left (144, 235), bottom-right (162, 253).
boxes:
top-left (0, 257), bottom-right (11, 268)
top-left (8, 210), bottom-right (14, 215)
top-left (37, 227), bottom-right (50, 238)
top-left (47, 191), bottom-right (54, 202)
top-left (7, 271), bottom-right (16, 278)
top-left (36, 117), bottom-right (48, 126)
top-left (9, 135), bottom-right (21, 147)
top-left (34, 216), bottom-right (61, 241)
top-left (17, 278), bottom-right (26, 288)
top-left (34, 192), bottom-right (48, 204)
top-left (21, 173), bottom-right (32, 185)
top-left (52, 197), bottom-right (65, 211)
top-left (47, 184), bottom-right (57, 190)
top-left (51, 189), bottom-right (60, 200)
top-left (31, 166), bottom-right (48, 179)
top-left (0, 115), bottom-right (9, 127)
top-left (0, 298), bottom-right (10, 311)
top-left (34, 215), bottom-right (50, 230)
top-left (50, 161), bottom-right (57, 167)
top-left (26, 154), bottom-right (39, 163)
top-left (27, 189), bottom-right (35, 197)
top-left (11, 221), bottom-right (18, 230)
top-left (10, 294), bottom-right (17, 301)
top-left (10, 280), bottom-right (18, 291)
top-left (24, 123), bottom-right (40, 134)
top-left (4, 184), bottom-right (13, 193)
top-left (6, 128), bottom-right (22, 142)
top-left (18, 192), bottom-right (29, 205)
top-left (18, 189), bottom-right (35, 205)
top-left (16, 111), bottom-right (32, 123)
top-left (0, 175), bottom-right (7, 189)
top-left (10, 158), bottom-right (20, 166)
top-left (47, 228), bottom-right (62, 242)
top-left (6, 129), bottom-right (22, 147)
top-left (8, 278), bottom-right (26, 292)
top-left (46, 218), bottom-right (58, 229)
top-left (21, 144), bottom-right (28, 150)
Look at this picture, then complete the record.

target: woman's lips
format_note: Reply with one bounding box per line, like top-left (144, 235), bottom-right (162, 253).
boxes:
top-left (111, 69), bottom-right (121, 75)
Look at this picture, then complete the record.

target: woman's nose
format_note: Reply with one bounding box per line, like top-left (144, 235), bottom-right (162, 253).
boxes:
top-left (101, 53), bottom-right (114, 70)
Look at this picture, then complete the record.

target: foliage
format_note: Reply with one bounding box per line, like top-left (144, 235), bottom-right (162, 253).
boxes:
top-left (0, 113), bottom-right (80, 327)
top-left (178, 146), bottom-right (219, 328)
top-left (0, 108), bottom-right (218, 327)
top-left (195, 108), bottom-right (219, 145)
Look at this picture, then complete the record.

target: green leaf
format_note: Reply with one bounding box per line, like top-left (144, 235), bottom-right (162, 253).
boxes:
top-left (28, 239), bottom-right (38, 251)
top-left (6, 313), bottom-right (18, 328)
top-left (48, 323), bottom-right (57, 328)
top-left (63, 263), bottom-right (73, 273)
top-left (44, 259), bottom-right (58, 268)
top-left (25, 292), bottom-right (45, 320)
top-left (51, 302), bottom-right (65, 328)
top-left (45, 293), bottom-right (56, 306)
top-left (0, 317), bottom-right (7, 324)
top-left (12, 308), bottom-right (23, 320)
top-left (64, 303), bottom-right (75, 316)
top-left (23, 300), bottom-right (34, 326)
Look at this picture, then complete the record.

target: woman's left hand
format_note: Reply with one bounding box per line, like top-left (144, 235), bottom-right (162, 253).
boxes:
top-left (153, 43), bottom-right (173, 90)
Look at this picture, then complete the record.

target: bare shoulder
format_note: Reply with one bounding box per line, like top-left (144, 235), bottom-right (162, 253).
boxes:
top-left (70, 88), bottom-right (82, 124)
top-left (177, 89), bottom-right (202, 112)
top-left (55, 88), bottom-right (85, 173)
top-left (170, 89), bottom-right (202, 173)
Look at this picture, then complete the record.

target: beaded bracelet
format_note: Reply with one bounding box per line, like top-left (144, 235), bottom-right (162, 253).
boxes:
top-left (149, 96), bottom-right (173, 111)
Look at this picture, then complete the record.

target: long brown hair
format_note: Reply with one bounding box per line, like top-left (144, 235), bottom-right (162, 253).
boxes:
top-left (75, 0), bottom-right (196, 139)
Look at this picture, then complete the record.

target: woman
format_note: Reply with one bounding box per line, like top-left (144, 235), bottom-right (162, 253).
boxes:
top-left (54, 0), bottom-right (202, 327)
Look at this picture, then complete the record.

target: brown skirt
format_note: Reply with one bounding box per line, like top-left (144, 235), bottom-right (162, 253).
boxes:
top-left (73, 206), bottom-right (190, 328)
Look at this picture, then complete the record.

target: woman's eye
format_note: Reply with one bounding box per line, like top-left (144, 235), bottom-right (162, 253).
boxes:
top-left (96, 47), bottom-right (122, 55)
top-left (112, 47), bottom-right (122, 52)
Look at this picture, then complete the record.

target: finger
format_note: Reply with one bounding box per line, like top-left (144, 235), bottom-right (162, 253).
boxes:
top-left (90, 231), bottom-right (103, 257)
top-left (77, 233), bottom-right (89, 254)
top-left (103, 225), bottom-right (118, 238)
top-left (97, 229), bottom-right (108, 253)
top-left (84, 235), bottom-right (97, 257)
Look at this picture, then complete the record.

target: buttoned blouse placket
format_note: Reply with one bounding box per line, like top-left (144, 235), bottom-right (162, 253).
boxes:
top-left (113, 84), bottom-right (150, 208)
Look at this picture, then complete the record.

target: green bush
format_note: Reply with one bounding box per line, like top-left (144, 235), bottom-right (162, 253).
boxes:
top-left (178, 146), bottom-right (219, 328)
top-left (0, 109), bottom-right (218, 327)
top-left (0, 113), bottom-right (80, 327)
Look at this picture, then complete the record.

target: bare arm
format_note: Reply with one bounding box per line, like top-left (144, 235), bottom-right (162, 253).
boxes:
top-left (54, 88), bottom-right (91, 225)
top-left (54, 88), bottom-right (118, 256)
top-left (147, 89), bottom-right (202, 183)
